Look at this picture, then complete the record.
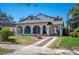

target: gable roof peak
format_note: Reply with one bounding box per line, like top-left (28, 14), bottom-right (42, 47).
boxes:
top-left (36, 13), bottom-right (55, 19)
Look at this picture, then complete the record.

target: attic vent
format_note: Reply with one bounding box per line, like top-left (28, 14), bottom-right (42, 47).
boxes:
top-left (30, 16), bottom-right (33, 19)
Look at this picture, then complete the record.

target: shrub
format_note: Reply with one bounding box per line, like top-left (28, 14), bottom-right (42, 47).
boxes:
top-left (70, 27), bottom-right (79, 37)
top-left (0, 28), bottom-right (14, 41)
top-left (70, 32), bottom-right (73, 37)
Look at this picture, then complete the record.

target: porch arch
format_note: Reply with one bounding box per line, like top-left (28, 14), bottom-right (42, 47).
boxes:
top-left (33, 25), bottom-right (40, 34)
top-left (24, 25), bottom-right (31, 34)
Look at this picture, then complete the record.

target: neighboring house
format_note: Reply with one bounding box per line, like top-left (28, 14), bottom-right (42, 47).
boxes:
top-left (16, 13), bottom-right (64, 36)
top-left (0, 21), bottom-right (16, 32)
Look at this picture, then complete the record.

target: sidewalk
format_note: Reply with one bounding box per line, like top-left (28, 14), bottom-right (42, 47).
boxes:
top-left (0, 44), bottom-right (25, 50)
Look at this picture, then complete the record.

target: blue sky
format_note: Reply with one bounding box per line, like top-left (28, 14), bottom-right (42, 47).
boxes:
top-left (0, 3), bottom-right (76, 26)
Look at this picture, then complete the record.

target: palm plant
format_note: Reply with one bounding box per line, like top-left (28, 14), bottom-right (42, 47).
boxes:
top-left (67, 4), bottom-right (79, 28)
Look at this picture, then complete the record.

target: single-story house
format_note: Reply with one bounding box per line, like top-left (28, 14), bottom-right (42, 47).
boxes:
top-left (15, 13), bottom-right (64, 36)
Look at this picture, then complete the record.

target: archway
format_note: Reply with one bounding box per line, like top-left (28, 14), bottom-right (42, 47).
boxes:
top-left (33, 25), bottom-right (40, 34)
top-left (24, 26), bottom-right (31, 34)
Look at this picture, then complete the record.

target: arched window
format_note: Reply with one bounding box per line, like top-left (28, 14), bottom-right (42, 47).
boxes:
top-left (42, 26), bottom-right (47, 34)
top-left (17, 26), bottom-right (23, 34)
top-left (24, 26), bottom-right (31, 34)
top-left (33, 25), bottom-right (40, 34)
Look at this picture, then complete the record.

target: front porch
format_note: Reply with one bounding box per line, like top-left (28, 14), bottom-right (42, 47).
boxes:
top-left (16, 24), bottom-right (63, 36)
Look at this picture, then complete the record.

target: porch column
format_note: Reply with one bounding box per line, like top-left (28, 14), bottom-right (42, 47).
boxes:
top-left (31, 26), bottom-right (33, 35)
top-left (22, 26), bottom-right (25, 35)
top-left (47, 26), bottom-right (49, 35)
top-left (15, 25), bottom-right (18, 35)
top-left (53, 27), bottom-right (57, 35)
top-left (40, 26), bottom-right (43, 35)
top-left (60, 26), bottom-right (62, 36)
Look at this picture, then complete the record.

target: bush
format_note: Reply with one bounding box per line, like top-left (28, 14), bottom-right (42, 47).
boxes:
top-left (0, 28), bottom-right (14, 41)
top-left (70, 27), bottom-right (79, 37)
top-left (70, 32), bottom-right (73, 37)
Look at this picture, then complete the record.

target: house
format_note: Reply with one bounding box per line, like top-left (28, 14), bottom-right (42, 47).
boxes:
top-left (0, 16), bottom-right (16, 31)
top-left (0, 21), bottom-right (16, 32)
top-left (15, 13), bottom-right (64, 36)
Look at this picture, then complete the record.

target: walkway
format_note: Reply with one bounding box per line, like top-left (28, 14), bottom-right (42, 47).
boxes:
top-left (9, 37), bottom-right (58, 55)
top-left (3, 36), bottom-right (79, 55)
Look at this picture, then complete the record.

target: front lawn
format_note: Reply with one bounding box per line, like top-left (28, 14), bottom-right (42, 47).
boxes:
top-left (58, 37), bottom-right (79, 47)
top-left (49, 37), bottom-right (79, 48)
top-left (0, 48), bottom-right (14, 54)
top-left (9, 36), bottom-right (40, 45)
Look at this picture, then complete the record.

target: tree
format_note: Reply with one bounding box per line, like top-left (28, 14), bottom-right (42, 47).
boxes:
top-left (0, 10), bottom-right (14, 24)
top-left (67, 4), bottom-right (79, 27)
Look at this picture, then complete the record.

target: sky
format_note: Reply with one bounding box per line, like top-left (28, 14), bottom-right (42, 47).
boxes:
top-left (0, 3), bottom-right (76, 26)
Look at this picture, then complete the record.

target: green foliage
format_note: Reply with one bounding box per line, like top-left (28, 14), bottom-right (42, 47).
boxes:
top-left (0, 27), bottom-right (2, 30)
top-left (67, 4), bottom-right (79, 27)
top-left (59, 37), bottom-right (79, 47)
top-left (9, 36), bottom-right (38, 45)
top-left (0, 28), bottom-right (14, 41)
top-left (70, 32), bottom-right (73, 37)
top-left (70, 27), bottom-right (79, 37)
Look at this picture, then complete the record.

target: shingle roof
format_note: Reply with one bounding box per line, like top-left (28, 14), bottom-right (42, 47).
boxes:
top-left (36, 13), bottom-right (55, 19)
top-left (19, 15), bottom-right (40, 22)
top-left (0, 21), bottom-right (16, 27)
top-left (19, 13), bottom-right (63, 22)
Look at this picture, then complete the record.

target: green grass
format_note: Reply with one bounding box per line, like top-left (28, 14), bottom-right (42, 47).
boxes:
top-left (9, 36), bottom-right (39, 45)
top-left (49, 36), bottom-right (79, 49)
top-left (0, 48), bottom-right (14, 54)
top-left (59, 37), bottom-right (79, 47)
top-left (48, 37), bottom-right (61, 48)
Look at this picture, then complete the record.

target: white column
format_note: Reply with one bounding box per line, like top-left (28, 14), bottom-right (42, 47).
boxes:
top-left (22, 26), bottom-right (25, 35)
top-left (15, 25), bottom-right (17, 35)
top-left (31, 26), bottom-right (33, 35)
top-left (60, 26), bottom-right (62, 36)
top-left (54, 27), bottom-right (56, 34)
top-left (47, 26), bottom-right (49, 35)
top-left (40, 26), bottom-right (43, 35)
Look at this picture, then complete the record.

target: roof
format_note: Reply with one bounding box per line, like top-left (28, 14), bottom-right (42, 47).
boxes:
top-left (35, 13), bottom-right (55, 19)
top-left (19, 13), bottom-right (63, 22)
top-left (0, 21), bottom-right (16, 27)
top-left (19, 15), bottom-right (40, 22)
